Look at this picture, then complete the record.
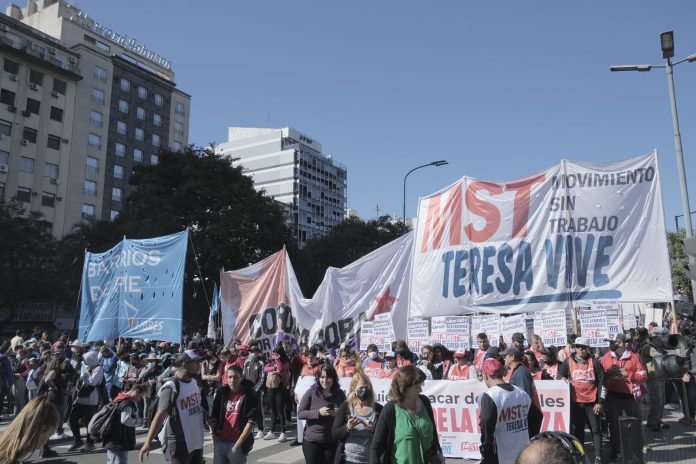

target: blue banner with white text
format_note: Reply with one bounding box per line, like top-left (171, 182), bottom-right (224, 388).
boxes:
top-left (79, 230), bottom-right (188, 343)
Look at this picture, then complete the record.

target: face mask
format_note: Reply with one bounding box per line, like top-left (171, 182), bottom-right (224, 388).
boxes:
top-left (394, 347), bottom-right (404, 355)
top-left (368, 351), bottom-right (378, 360)
top-left (356, 387), bottom-right (371, 401)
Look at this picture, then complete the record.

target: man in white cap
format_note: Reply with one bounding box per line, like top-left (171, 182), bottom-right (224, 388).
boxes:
top-left (140, 350), bottom-right (206, 464)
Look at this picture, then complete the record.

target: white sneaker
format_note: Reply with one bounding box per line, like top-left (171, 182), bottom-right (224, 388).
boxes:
top-left (255, 430), bottom-right (265, 439)
top-left (50, 433), bottom-right (61, 440)
top-left (278, 433), bottom-right (287, 443)
top-left (263, 431), bottom-right (275, 440)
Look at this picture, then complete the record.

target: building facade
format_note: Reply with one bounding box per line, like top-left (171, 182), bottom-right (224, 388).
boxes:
top-left (4, 0), bottom-right (190, 234)
top-left (217, 127), bottom-right (347, 247)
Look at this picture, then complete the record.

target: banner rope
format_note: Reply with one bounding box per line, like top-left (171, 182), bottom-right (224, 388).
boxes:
top-left (187, 228), bottom-right (211, 309)
top-left (67, 250), bottom-right (86, 343)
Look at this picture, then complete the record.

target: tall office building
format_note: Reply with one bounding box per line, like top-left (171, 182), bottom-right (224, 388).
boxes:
top-left (217, 127), bottom-right (347, 247)
top-left (4, 0), bottom-right (190, 235)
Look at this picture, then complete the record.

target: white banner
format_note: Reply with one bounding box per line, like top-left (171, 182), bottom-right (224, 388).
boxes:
top-left (471, 314), bottom-right (501, 347)
top-left (410, 152), bottom-right (672, 317)
top-left (431, 316), bottom-right (471, 351)
top-left (579, 308), bottom-right (609, 347)
top-left (294, 377), bottom-right (570, 460)
top-left (593, 300), bottom-right (621, 338)
top-left (499, 313), bottom-right (527, 345)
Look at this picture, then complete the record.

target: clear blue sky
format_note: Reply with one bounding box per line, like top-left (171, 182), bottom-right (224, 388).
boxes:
top-left (17, 1), bottom-right (696, 228)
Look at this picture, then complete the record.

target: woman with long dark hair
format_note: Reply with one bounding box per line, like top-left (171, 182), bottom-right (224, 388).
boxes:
top-left (263, 343), bottom-right (292, 442)
top-left (298, 364), bottom-right (347, 464)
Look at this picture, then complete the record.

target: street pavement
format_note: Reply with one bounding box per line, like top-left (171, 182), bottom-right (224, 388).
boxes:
top-left (3, 404), bottom-right (695, 463)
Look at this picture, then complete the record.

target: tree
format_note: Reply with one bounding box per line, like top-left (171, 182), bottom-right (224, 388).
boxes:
top-left (291, 216), bottom-right (410, 296)
top-left (0, 200), bottom-right (66, 315)
top-left (668, 229), bottom-right (692, 301)
top-left (60, 147), bottom-right (293, 325)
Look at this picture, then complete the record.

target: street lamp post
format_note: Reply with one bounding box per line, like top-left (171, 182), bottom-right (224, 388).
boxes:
top-left (402, 160), bottom-right (448, 224)
top-left (611, 31), bottom-right (696, 301)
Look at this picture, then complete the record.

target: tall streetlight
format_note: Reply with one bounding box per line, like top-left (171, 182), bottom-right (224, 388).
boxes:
top-left (611, 31), bottom-right (696, 301)
top-left (403, 160), bottom-right (448, 223)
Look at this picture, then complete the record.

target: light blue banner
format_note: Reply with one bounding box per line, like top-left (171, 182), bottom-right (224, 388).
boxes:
top-left (79, 230), bottom-right (188, 343)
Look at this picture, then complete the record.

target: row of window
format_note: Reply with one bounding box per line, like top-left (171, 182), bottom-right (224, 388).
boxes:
top-left (112, 143), bottom-right (159, 164)
top-left (3, 58), bottom-right (68, 95)
top-left (83, 179), bottom-right (123, 202)
top-left (0, 119), bottom-right (63, 147)
top-left (0, 91), bottom-right (64, 121)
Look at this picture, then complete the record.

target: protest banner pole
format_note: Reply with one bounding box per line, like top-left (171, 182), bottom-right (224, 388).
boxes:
top-left (572, 307), bottom-right (579, 335)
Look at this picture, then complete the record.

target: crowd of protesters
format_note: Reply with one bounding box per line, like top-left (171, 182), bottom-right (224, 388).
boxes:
top-left (0, 321), bottom-right (693, 464)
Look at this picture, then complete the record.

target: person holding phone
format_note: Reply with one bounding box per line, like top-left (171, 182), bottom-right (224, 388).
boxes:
top-left (298, 365), bottom-right (347, 464)
top-left (332, 372), bottom-right (383, 464)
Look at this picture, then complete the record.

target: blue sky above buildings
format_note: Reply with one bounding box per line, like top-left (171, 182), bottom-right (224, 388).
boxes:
top-left (12, 1), bottom-right (696, 227)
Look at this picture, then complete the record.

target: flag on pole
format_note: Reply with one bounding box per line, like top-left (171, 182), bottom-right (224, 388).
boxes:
top-left (207, 282), bottom-right (220, 340)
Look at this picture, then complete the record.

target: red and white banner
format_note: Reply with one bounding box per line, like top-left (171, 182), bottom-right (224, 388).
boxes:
top-left (411, 152), bottom-right (672, 317)
top-left (295, 377), bottom-right (570, 460)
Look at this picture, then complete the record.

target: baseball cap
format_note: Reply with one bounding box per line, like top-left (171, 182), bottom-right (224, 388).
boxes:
top-left (384, 351), bottom-right (396, 359)
top-left (574, 337), bottom-right (590, 347)
top-left (453, 351), bottom-right (467, 358)
top-left (511, 332), bottom-right (526, 343)
top-left (650, 326), bottom-right (668, 337)
top-left (173, 349), bottom-right (201, 366)
top-left (482, 358), bottom-right (505, 377)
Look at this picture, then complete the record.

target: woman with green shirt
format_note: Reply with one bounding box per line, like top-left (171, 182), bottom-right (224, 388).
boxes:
top-left (370, 365), bottom-right (443, 464)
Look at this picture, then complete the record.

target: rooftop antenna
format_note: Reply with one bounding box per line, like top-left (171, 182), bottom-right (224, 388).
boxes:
top-left (375, 202), bottom-right (380, 218)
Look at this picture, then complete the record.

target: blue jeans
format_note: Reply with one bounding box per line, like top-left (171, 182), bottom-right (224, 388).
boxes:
top-left (213, 441), bottom-right (247, 464)
top-left (107, 449), bottom-right (128, 464)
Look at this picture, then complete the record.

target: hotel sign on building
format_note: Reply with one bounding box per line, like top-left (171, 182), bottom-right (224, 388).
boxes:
top-left (69, 10), bottom-right (172, 70)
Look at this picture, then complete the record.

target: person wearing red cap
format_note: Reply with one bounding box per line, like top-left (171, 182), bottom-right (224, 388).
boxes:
top-left (446, 351), bottom-right (476, 380)
top-left (478, 358), bottom-right (531, 464)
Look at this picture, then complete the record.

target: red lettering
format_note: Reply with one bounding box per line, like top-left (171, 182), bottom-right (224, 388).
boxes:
top-left (458, 408), bottom-right (474, 433)
top-left (419, 182), bottom-right (463, 252)
top-left (464, 182), bottom-right (502, 242)
top-left (435, 407), bottom-right (449, 432)
top-left (541, 411), bottom-right (567, 432)
top-left (505, 174), bottom-right (545, 238)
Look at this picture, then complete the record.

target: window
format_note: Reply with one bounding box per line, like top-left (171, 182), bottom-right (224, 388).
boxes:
top-left (53, 78), bottom-right (66, 95)
top-left (47, 135), bottom-right (61, 150)
top-left (113, 164), bottom-right (124, 180)
top-left (94, 66), bottom-right (107, 82)
top-left (88, 133), bottom-right (101, 149)
top-left (175, 102), bottom-right (185, 116)
top-left (0, 119), bottom-right (10, 137)
top-left (138, 86), bottom-right (148, 99)
top-left (117, 121), bottom-right (128, 135)
top-left (154, 93), bottom-right (164, 107)
top-left (174, 122), bottom-right (184, 136)
top-left (3, 59), bottom-right (18, 74)
top-left (150, 154), bottom-right (159, 165)
top-left (0, 150), bottom-right (8, 165)
top-left (41, 192), bottom-right (55, 208)
top-left (91, 88), bottom-right (105, 105)
top-left (135, 128), bottom-right (144, 141)
top-left (112, 187), bottom-right (122, 202)
top-left (118, 99), bottom-right (129, 114)
top-left (50, 106), bottom-right (63, 122)
top-left (0, 89), bottom-right (15, 106)
top-left (172, 142), bottom-right (182, 151)
top-left (133, 148), bottom-right (143, 162)
top-left (152, 134), bottom-right (161, 147)
top-left (16, 187), bottom-right (31, 203)
top-left (84, 180), bottom-right (97, 196)
top-left (115, 143), bottom-right (126, 157)
top-left (90, 110), bottom-right (102, 127)
top-left (86, 156), bottom-right (98, 173)
top-left (136, 107), bottom-right (145, 120)
top-left (0, 182), bottom-right (4, 200)
top-left (26, 98), bottom-right (40, 115)
top-left (44, 163), bottom-right (59, 178)
top-left (82, 204), bottom-right (94, 218)
top-left (110, 210), bottom-right (119, 220)
top-left (22, 127), bottom-right (37, 143)
top-left (28, 69), bottom-right (44, 86)
top-left (120, 78), bottom-right (131, 92)
top-left (153, 114), bottom-right (162, 127)
top-left (19, 157), bottom-right (33, 172)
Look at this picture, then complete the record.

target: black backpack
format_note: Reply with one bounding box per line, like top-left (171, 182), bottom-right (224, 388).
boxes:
top-left (87, 400), bottom-right (121, 442)
top-left (148, 378), bottom-right (181, 434)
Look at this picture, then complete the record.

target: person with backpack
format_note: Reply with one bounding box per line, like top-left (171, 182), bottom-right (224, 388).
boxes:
top-left (210, 365), bottom-right (258, 464)
top-left (140, 350), bottom-right (206, 464)
top-left (68, 350), bottom-right (104, 451)
top-left (102, 382), bottom-right (146, 464)
top-left (37, 353), bottom-right (68, 457)
top-left (243, 344), bottom-right (265, 439)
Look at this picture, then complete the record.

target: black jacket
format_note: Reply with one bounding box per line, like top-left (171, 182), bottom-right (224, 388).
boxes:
top-left (211, 379), bottom-right (257, 454)
top-left (104, 400), bottom-right (137, 451)
top-left (370, 395), bottom-right (441, 464)
top-left (332, 400), bottom-right (384, 464)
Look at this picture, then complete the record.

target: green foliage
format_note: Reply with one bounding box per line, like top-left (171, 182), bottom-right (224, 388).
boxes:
top-left (291, 216), bottom-right (410, 296)
top-left (0, 200), bottom-right (66, 313)
top-left (668, 229), bottom-right (692, 300)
